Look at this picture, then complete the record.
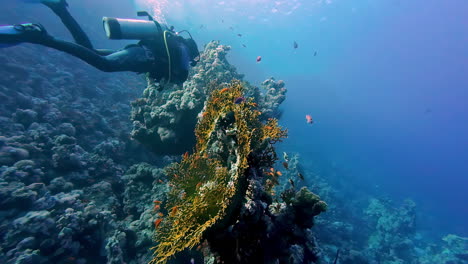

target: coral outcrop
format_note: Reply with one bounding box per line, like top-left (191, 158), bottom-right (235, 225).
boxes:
top-left (151, 81), bottom-right (325, 264)
top-left (130, 41), bottom-right (287, 155)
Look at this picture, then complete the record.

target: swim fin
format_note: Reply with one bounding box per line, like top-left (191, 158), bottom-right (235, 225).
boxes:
top-left (0, 23), bottom-right (48, 44)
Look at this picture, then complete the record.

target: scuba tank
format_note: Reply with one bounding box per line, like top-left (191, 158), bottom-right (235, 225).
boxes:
top-left (102, 11), bottom-right (200, 84)
top-left (102, 17), bottom-right (166, 40)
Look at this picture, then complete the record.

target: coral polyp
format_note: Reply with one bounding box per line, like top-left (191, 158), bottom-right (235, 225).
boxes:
top-left (150, 80), bottom-right (287, 264)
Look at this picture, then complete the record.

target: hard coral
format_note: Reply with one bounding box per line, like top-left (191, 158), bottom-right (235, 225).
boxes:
top-left (151, 80), bottom-right (286, 264)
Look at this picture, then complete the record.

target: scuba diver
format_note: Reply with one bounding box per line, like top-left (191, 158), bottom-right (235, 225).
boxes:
top-left (0, 0), bottom-right (200, 86)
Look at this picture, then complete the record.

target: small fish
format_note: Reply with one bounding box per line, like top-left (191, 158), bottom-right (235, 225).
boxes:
top-left (283, 152), bottom-right (289, 162)
top-left (153, 200), bottom-right (162, 205)
top-left (154, 218), bottom-right (163, 228)
top-left (183, 151), bottom-right (189, 159)
top-left (242, 44), bottom-right (247, 48)
top-left (153, 204), bottom-right (160, 211)
top-left (282, 162), bottom-right (289, 170)
top-left (157, 212), bottom-right (164, 217)
top-left (256, 56), bottom-right (262, 62)
top-left (199, 24), bottom-right (205, 29)
top-left (190, 258), bottom-right (195, 264)
top-left (196, 182), bottom-right (202, 189)
top-left (298, 173), bottom-right (304, 181)
top-left (170, 206), bottom-right (179, 217)
top-left (288, 178), bottom-right (295, 187)
top-left (229, 26), bottom-right (234, 30)
top-left (234, 96), bottom-right (246, 104)
top-left (221, 19), bottom-right (224, 23)
top-left (314, 51), bottom-right (317, 56)
top-left (293, 41), bottom-right (298, 49)
top-left (276, 171), bottom-right (282, 176)
top-left (220, 87), bottom-right (229, 93)
top-left (306, 114), bottom-right (314, 124)
top-left (265, 125), bottom-right (273, 130)
top-left (237, 33), bottom-right (242, 37)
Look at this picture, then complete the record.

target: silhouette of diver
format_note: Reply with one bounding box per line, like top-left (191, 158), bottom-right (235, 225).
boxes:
top-left (0, 0), bottom-right (200, 86)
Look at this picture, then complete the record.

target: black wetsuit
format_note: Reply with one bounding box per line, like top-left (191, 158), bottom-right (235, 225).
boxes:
top-left (7, 3), bottom-right (192, 85)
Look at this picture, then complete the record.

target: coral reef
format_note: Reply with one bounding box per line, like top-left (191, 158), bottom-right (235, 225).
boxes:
top-left (130, 41), bottom-right (287, 155)
top-left (151, 81), bottom-right (325, 264)
top-left (0, 38), bottom-right (291, 264)
top-left (151, 80), bottom-right (286, 263)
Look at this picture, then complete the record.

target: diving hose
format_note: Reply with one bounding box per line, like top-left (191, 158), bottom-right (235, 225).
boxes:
top-left (162, 30), bottom-right (173, 85)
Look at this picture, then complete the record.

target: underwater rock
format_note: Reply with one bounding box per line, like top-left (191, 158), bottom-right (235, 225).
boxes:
top-left (57, 122), bottom-right (76, 137)
top-left (0, 181), bottom-right (38, 210)
top-left (122, 163), bottom-right (166, 218)
top-left (259, 77), bottom-right (287, 120)
top-left (12, 109), bottom-right (38, 128)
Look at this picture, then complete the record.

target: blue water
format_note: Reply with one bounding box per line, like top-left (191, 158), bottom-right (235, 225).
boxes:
top-left (143, 0), bottom-right (468, 235)
top-left (4, 0), bottom-right (467, 237)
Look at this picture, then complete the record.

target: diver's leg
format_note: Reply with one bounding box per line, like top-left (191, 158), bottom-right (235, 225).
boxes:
top-left (41, 39), bottom-right (152, 73)
top-left (42, 0), bottom-right (94, 50)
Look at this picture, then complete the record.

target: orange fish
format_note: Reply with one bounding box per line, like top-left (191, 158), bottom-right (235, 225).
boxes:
top-left (170, 206), bottom-right (179, 217)
top-left (306, 114), bottom-right (314, 124)
top-left (153, 200), bottom-right (162, 205)
top-left (183, 151), bottom-right (189, 159)
top-left (265, 126), bottom-right (273, 130)
top-left (196, 182), bottom-right (202, 189)
top-left (154, 218), bottom-right (163, 228)
top-left (270, 168), bottom-right (275, 172)
top-left (276, 171), bottom-right (282, 176)
top-left (220, 88), bottom-right (229, 93)
top-left (157, 212), bottom-right (164, 217)
top-left (153, 204), bottom-right (160, 211)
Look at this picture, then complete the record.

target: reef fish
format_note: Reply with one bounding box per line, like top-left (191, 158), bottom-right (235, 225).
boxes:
top-left (237, 33), bottom-right (242, 37)
top-left (154, 218), bottom-right (163, 228)
top-left (256, 56), bottom-right (262, 62)
top-left (293, 41), bottom-right (298, 49)
top-left (306, 114), bottom-right (314, 124)
top-left (234, 96), bottom-right (246, 104)
top-left (282, 162), bottom-right (289, 170)
top-left (298, 173), bottom-right (304, 181)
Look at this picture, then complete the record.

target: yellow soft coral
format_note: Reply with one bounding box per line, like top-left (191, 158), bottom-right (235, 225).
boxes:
top-left (150, 80), bottom-right (286, 264)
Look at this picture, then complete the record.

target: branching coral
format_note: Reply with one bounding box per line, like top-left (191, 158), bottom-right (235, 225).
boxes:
top-left (150, 80), bottom-right (287, 264)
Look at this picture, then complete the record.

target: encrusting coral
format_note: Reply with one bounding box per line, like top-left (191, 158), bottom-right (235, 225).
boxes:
top-left (150, 80), bottom-right (287, 264)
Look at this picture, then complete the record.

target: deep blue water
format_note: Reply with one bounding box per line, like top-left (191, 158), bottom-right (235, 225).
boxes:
top-left (151, 0), bottom-right (468, 236)
top-left (5, 0), bottom-right (468, 237)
